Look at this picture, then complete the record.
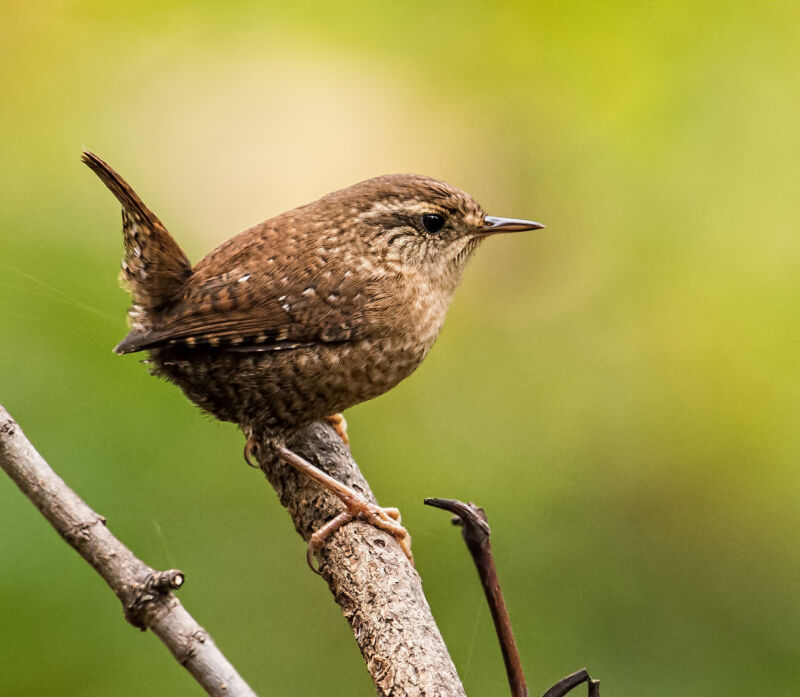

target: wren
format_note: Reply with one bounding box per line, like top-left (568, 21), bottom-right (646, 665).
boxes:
top-left (83, 150), bottom-right (543, 566)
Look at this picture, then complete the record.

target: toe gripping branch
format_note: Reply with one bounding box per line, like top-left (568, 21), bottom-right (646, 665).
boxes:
top-left (245, 430), bottom-right (413, 573)
top-left (274, 443), bottom-right (413, 573)
top-left (424, 498), bottom-right (600, 697)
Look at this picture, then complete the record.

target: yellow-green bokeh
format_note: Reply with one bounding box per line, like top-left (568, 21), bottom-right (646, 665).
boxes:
top-left (2, 2), bottom-right (798, 695)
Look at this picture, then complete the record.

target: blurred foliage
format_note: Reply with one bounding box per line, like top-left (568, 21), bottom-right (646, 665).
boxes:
top-left (1, 1), bottom-right (799, 695)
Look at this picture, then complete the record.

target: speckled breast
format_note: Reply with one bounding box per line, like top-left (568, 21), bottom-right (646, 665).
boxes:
top-left (151, 334), bottom-right (432, 435)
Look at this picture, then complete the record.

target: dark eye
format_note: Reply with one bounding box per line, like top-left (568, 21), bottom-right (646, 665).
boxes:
top-left (421, 213), bottom-right (445, 234)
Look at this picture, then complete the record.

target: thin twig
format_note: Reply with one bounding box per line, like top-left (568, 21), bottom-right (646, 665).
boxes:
top-left (0, 404), bottom-right (257, 697)
top-left (425, 497), bottom-right (529, 697)
top-left (426, 498), bottom-right (600, 697)
top-left (541, 669), bottom-right (600, 697)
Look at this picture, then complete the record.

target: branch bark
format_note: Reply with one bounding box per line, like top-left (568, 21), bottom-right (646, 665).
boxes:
top-left (0, 404), bottom-right (257, 697)
top-left (254, 424), bottom-right (466, 697)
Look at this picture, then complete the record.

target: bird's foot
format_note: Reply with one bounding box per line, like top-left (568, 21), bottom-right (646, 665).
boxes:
top-left (274, 444), bottom-right (413, 572)
top-left (306, 500), bottom-right (411, 572)
top-left (325, 413), bottom-right (349, 446)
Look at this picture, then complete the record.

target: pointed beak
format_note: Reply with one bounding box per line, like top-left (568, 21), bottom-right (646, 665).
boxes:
top-left (480, 216), bottom-right (545, 235)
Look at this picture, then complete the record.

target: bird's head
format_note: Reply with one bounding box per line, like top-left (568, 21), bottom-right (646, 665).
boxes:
top-left (324, 174), bottom-right (544, 288)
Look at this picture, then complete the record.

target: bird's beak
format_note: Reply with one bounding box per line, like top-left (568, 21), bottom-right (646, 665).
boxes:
top-left (480, 216), bottom-right (545, 235)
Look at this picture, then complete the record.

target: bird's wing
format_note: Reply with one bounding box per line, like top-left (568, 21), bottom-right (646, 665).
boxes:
top-left (114, 243), bottom-right (393, 354)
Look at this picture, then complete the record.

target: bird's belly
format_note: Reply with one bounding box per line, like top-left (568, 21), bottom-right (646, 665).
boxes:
top-left (151, 336), bottom-right (428, 433)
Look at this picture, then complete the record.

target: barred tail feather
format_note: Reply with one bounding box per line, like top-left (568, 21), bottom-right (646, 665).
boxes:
top-left (82, 150), bottom-right (192, 324)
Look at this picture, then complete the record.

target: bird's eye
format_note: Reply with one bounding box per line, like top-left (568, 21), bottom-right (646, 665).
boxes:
top-left (421, 213), bottom-right (445, 234)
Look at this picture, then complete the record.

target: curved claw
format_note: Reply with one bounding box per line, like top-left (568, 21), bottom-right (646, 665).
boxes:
top-left (243, 434), bottom-right (259, 468)
top-left (307, 546), bottom-right (320, 574)
top-left (306, 510), bottom-right (355, 574)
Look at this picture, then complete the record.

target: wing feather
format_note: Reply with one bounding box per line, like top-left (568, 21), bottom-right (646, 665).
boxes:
top-left (115, 253), bottom-right (386, 354)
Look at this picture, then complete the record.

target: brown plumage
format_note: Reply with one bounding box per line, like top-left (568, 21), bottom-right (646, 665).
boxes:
top-left (83, 150), bottom-right (543, 438)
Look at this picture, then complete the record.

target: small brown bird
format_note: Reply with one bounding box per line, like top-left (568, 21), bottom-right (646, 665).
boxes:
top-left (83, 150), bottom-right (542, 565)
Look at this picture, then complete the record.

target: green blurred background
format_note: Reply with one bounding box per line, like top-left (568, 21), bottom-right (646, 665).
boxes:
top-left (2, 1), bottom-right (799, 695)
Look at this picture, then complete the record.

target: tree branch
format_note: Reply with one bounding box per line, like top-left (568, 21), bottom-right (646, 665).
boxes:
top-left (253, 424), bottom-right (467, 697)
top-left (0, 404), bottom-right (257, 697)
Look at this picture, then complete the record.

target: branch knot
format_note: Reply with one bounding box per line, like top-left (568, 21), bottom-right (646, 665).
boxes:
top-left (125, 568), bottom-right (185, 629)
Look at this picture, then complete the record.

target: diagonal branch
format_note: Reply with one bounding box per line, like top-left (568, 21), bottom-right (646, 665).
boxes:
top-left (253, 425), bottom-right (466, 697)
top-left (0, 404), bottom-right (257, 697)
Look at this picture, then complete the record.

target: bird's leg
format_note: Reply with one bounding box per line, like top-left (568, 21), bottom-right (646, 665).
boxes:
top-left (274, 444), bottom-right (413, 571)
top-left (325, 413), bottom-right (349, 446)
